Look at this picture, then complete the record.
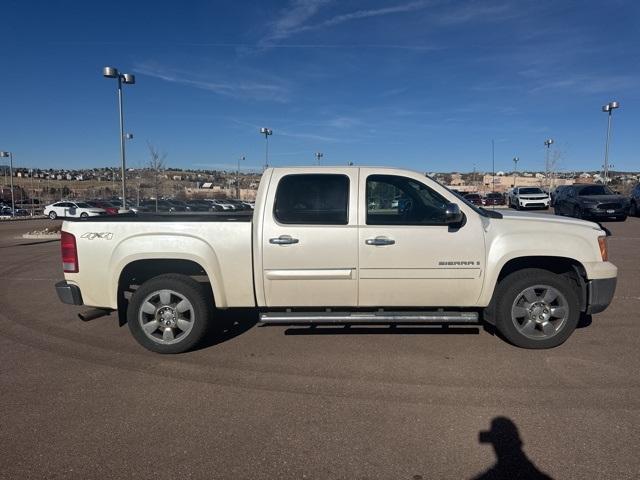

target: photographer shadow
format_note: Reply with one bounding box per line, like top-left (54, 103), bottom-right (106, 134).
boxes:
top-left (472, 417), bottom-right (553, 480)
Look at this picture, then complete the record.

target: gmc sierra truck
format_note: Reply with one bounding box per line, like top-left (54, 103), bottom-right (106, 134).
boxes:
top-left (55, 167), bottom-right (617, 353)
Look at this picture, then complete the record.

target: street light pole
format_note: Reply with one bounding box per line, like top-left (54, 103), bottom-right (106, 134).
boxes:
top-left (602, 101), bottom-right (620, 185)
top-left (260, 127), bottom-right (272, 170)
top-left (236, 155), bottom-right (245, 198)
top-left (0, 151), bottom-right (14, 216)
top-left (315, 152), bottom-right (323, 165)
top-left (512, 156), bottom-right (519, 187)
top-left (103, 66), bottom-right (135, 210)
top-left (544, 138), bottom-right (554, 189)
top-left (491, 139), bottom-right (495, 193)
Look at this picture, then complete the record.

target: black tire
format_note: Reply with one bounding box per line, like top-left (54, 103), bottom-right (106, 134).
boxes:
top-left (48, 211), bottom-right (57, 220)
top-left (492, 268), bottom-right (580, 349)
top-left (80, 212), bottom-right (89, 218)
top-left (630, 201), bottom-right (637, 217)
top-left (616, 216), bottom-right (627, 222)
top-left (573, 206), bottom-right (582, 219)
top-left (127, 274), bottom-right (211, 354)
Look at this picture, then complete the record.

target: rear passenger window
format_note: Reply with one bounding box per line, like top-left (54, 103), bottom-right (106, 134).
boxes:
top-left (274, 174), bottom-right (349, 225)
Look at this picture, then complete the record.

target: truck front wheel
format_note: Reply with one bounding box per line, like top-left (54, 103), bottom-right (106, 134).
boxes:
top-left (127, 274), bottom-right (211, 353)
top-left (493, 268), bottom-right (580, 349)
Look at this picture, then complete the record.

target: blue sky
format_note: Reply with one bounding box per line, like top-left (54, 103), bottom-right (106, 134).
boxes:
top-left (1, 0), bottom-right (639, 173)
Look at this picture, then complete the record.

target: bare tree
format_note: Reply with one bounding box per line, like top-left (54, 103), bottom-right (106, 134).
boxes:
top-left (147, 142), bottom-right (167, 213)
top-left (548, 149), bottom-right (565, 189)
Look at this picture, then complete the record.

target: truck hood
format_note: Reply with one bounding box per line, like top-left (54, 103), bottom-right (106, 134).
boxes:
top-left (497, 210), bottom-right (600, 229)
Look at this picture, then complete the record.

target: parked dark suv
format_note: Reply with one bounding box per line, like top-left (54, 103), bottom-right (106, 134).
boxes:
top-left (630, 183), bottom-right (640, 217)
top-left (554, 184), bottom-right (629, 221)
top-left (463, 193), bottom-right (482, 205)
top-left (550, 185), bottom-right (571, 207)
top-left (482, 192), bottom-right (505, 206)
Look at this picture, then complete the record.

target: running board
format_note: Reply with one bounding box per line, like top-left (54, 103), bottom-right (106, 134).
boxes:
top-left (259, 311), bottom-right (479, 325)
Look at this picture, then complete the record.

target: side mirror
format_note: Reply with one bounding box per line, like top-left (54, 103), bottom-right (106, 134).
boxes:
top-left (445, 202), bottom-right (464, 224)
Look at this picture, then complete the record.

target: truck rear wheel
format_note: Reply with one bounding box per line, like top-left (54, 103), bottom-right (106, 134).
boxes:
top-left (127, 274), bottom-right (211, 353)
top-left (493, 268), bottom-right (580, 349)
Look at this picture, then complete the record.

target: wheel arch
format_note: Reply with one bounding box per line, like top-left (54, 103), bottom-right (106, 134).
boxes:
top-left (116, 258), bottom-right (217, 327)
top-left (483, 255), bottom-right (588, 325)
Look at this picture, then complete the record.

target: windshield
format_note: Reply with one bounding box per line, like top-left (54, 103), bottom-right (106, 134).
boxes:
top-left (75, 202), bottom-right (91, 208)
top-left (519, 188), bottom-right (544, 194)
top-left (579, 185), bottom-right (614, 196)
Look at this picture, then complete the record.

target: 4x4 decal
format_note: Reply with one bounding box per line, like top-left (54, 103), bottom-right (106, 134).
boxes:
top-left (80, 232), bottom-right (114, 240)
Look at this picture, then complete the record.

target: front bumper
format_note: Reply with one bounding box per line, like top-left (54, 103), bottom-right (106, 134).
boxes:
top-left (583, 207), bottom-right (628, 218)
top-left (55, 281), bottom-right (84, 305)
top-left (519, 198), bottom-right (550, 208)
top-left (586, 277), bottom-right (617, 314)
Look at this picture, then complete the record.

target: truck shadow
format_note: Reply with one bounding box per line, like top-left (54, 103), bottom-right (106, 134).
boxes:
top-left (577, 313), bottom-right (592, 329)
top-left (195, 312), bottom-right (590, 349)
top-left (283, 325), bottom-right (479, 336)
top-left (196, 309), bottom-right (259, 350)
top-left (470, 416), bottom-right (553, 480)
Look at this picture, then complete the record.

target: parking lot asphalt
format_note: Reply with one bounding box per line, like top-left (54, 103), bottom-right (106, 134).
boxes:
top-left (1, 215), bottom-right (639, 479)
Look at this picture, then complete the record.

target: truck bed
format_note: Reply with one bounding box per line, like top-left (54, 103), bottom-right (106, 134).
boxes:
top-left (62, 215), bottom-right (255, 309)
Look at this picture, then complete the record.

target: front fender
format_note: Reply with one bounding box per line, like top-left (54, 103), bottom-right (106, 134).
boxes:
top-left (478, 230), bottom-right (597, 307)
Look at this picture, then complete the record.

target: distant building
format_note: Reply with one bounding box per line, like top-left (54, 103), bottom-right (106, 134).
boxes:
top-left (480, 174), bottom-right (573, 193)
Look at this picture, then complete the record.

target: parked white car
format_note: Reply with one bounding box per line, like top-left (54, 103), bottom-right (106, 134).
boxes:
top-left (44, 201), bottom-right (106, 219)
top-left (509, 187), bottom-right (550, 210)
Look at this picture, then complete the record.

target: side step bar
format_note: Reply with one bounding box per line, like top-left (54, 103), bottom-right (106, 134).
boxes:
top-left (259, 311), bottom-right (479, 325)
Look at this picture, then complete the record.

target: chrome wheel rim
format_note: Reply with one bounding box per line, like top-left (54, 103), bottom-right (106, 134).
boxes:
top-left (138, 289), bottom-right (195, 345)
top-left (511, 284), bottom-right (569, 340)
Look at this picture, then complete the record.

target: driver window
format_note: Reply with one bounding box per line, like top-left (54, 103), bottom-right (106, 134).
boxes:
top-left (366, 174), bottom-right (449, 225)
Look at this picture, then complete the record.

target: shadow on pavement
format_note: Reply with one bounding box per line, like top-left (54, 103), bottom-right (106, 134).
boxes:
top-left (283, 325), bottom-right (479, 336)
top-left (577, 313), bottom-right (592, 329)
top-left (471, 417), bottom-right (553, 480)
top-left (194, 309), bottom-right (259, 350)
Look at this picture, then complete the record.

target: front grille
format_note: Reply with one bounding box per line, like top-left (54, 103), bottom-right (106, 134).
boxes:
top-left (521, 196), bottom-right (547, 200)
top-left (598, 203), bottom-right (621, 210)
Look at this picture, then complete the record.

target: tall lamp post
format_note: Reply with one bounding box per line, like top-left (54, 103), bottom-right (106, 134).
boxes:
top-left (491, 139), bottom-right (495, 193)
top-left (315, 151), bottom-right (323, 165)
top-left (103, 66), bottom-right (135, 210)
top-left (512, 156), bottom-right (519, 187)
top-left (0, 151), bottom-right (14, 216)
top-left (602, 101), bottom-right (620, 185)
top-left (236, 155), bottom-right (245, 198)
top-left (544, 138), bottom-right (554, 189)
top-left (260, 127), bottom-right (272, 170)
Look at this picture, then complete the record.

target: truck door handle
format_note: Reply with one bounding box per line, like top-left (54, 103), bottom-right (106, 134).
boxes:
top-left (269, 235), bottom-right (299, 245)
top-left (365, 236), bottom-right (395, 246)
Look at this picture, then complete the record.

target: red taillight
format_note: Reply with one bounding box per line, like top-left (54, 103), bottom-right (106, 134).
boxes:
top-left (61, 231), bottom-right (78, 273)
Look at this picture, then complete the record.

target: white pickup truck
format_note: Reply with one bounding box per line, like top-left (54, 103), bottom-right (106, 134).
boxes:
top-left (56, 167), bottom-right (617, 353)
